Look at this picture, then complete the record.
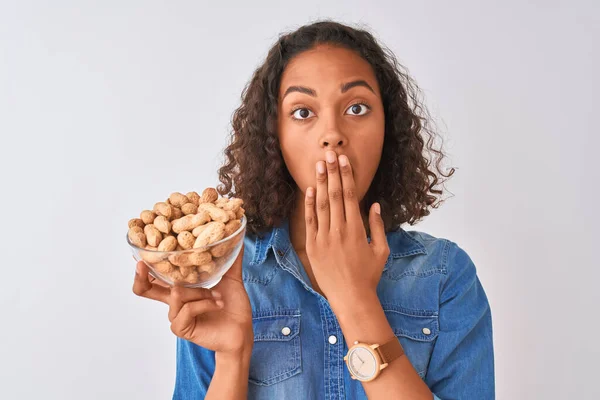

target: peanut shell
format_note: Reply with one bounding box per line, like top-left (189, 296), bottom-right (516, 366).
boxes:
top-left (140, 210), bottom-right (157, 225)
top-left (128, 218), bottom-right (145, 229)
top-left (193, 221), bottom-right (226, 248)
top-left (169, 192), bottom-right (190, 208)
top-left (186, 191), bottom-right (201, 206)
top-left (201, 187), bottom-right (218, 204)
top-left (144, 224), bottom-right (163, 247)
top-left (177, 231), bottom-right (195, 250)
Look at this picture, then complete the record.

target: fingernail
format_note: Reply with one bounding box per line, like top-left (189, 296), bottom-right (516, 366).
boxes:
top-left (317, 161), bottom-right (326, 174)
top-left (326, 151), bottom-right (336, 164)
top-left (212, 290), bottom-right (222, 298)
top-left (215, 300), bottom-right (224, 308)
top-left (374, 203), bottom-right (381, 214)
top-left (339, 155), bottom-right (348, 167)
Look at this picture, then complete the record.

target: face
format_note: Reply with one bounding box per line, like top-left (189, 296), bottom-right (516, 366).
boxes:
top-left (277, 44), bottom-right (385, 209)
top-left (348, 346), bottom-right (377, 379)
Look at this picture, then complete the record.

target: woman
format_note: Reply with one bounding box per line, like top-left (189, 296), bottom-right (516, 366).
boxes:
top-left (133, 20), bottom-right (495, 399)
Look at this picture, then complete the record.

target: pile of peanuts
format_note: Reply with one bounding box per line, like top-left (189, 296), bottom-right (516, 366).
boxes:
top-left (127, 188), bottom-right (245, 284)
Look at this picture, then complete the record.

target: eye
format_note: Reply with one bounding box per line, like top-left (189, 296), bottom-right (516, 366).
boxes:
top-left (291, 107), bottom-right (315, 121)
top-left (345, 102), bottom-right (371, 116)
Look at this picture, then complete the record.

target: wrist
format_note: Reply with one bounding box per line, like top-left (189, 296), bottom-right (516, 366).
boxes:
top-left (215, 344), bottom-right (253, 367)
top-left (330, 290), bottom-right (380, 321)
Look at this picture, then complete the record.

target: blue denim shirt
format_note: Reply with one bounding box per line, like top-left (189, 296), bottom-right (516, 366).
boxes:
top-left (173, 218), bottom-right (495, 399)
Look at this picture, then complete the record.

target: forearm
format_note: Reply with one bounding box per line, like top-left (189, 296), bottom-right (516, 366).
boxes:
top-left (206, 350), bottom-right (252, 400)
top-left (332, 293), bottom-right (433, 400)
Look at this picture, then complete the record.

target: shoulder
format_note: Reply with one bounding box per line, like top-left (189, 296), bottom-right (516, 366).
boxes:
top-left (403, 229), bottom-right (485, 307)
top-left (390, 228), bottom-right (478, 282)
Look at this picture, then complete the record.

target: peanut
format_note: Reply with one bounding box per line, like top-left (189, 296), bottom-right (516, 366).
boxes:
top-left (169, 251), bottom-right (212, 268)
top-left (222, 198), bottom-right (244, 212)
top-left (211, 223), bottom-right (242, 257)
top-left (168, 267), bottom-right (184, 282)
top-left (169, 192), bottom-right (190, 208)
top-left (144, 224), bottom-right (163, 247)
top-left (193, 221), bottom-right (226, 248)
top-left (197, 261), bottom-right (216, 274)
top-left (215, 197), bottom-right (228, 208)
top-left (172, 207), bottom-right (183, 220)
top-left (140, 210), bottom-right (156, 225)
top-left (192, 223), bottom-right (210, 237)
top-left (236, 207), bottom-right (245, 219)
top-left (183, 269), bottom-right (199, 284)
top-left (198, 203), bottom-right (229, 223)
top-left (128, 227), bottom-right (146, 248)
top-left (128, 218), bottom-right (145, 229)
top-left (186, 191), bottom-right (201, 206)
top-left (225, 219), bottom-right (242, 237)
top-left (129, 225), bottom-right (144, 235)
top-left (201, 187), bottom-right (219, 204)
top-left (179, 265), bottom-right (197, 278)
top-left (181, 202), bottom-right (198, 215)
top-left (177, 231), bottom-right (195, 250)
top-left (210, 242), bottom-right (233, 258)
top-left (172, 212), bottom-right (210, 234)
top-left (153, 202), bottom-right (174, 220)
top-left (141, 247), bottom-right (164, 263)
top-left (153, 215), bottom-right (171, 234)
top-left (158, 236), bottom-right (178, 252)
top-left (154, 260), bottom-right (175, 274)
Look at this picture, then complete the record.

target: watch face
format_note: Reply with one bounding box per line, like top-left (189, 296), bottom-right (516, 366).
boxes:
top-left (347, 346), bottom-right (377, 380)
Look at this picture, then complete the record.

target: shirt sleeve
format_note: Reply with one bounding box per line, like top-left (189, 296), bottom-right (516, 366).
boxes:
top-left (425, 240), bottom-right (495, 400)
top-left (172, 337), bottom-right (216, 400)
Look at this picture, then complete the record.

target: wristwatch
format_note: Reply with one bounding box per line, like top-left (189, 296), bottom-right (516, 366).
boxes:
top-left (343, 337), bottom-right (405, 382)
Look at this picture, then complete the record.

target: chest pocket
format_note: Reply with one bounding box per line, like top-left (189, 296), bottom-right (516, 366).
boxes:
top-left (382, 305), bottom-right (439, 378)
top-left (248, 309), bottom-right (302, 386)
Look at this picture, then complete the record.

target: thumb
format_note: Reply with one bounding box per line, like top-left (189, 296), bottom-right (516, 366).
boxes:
top-left (368, 203), bottom-right (387, 254)
top-left (224, 241), bottom-right (245, 281)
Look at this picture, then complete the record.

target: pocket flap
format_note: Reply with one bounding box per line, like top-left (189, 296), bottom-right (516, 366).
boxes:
top-left (383, 306), bottom-right (439, 342)
top-left (252, 310), bottom-right (301, 342)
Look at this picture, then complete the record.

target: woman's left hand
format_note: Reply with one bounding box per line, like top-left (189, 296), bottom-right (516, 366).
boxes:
top-left (304, 150), bottom-right (390, 309)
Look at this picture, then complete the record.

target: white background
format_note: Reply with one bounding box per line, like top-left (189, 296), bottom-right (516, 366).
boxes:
top-left (1, 1), bottom-right (598, 399)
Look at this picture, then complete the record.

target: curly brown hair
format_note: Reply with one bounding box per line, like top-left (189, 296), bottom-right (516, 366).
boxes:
top-left (217, 19), bottom-right (455, 238)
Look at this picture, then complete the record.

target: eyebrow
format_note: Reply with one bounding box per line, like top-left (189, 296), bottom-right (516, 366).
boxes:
top-left (282, 79), bottom-right (375, 100)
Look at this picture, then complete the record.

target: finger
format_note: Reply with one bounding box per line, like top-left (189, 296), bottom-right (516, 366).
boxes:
top-left (325, 150), bottom-right (345, 233)
top-left (368, 203), bottom-right (389, 257)
top-left (133, 261), bottom-right (170, 304)
top-left (315, 160), bottom-right (329, 234)
top-left (170, 298), bottom-right (224, 338)
top-left (304, 186), bottom-right (317, 245)
top-left (338, 155), bottom-right (363, 233)
top-left (168, 285), bottom-right (220, 322)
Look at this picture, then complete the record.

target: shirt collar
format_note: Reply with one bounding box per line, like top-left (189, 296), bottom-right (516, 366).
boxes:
top-left (251, 217), bottom-right (427, 271)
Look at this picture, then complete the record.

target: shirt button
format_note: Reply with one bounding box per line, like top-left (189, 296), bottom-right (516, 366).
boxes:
top-left (422, 327), bottom-right (431, 335)
top-left (281, 327), bottom-right (291, 336)
top-left (328, 335), bottom-right (338, 345)
top-left (276, 249), bottom-right (284, 257)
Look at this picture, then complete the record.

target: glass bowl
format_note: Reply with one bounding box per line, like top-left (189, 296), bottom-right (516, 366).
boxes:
top-left (127, 215), bottom-right (246, 288)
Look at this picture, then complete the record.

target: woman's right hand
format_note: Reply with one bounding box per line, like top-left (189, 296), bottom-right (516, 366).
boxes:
top-left (132, 244), bottom-right (254, 356)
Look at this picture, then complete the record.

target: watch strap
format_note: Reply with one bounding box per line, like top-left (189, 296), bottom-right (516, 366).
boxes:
top-left (376, 337), bottom-right (404, 364)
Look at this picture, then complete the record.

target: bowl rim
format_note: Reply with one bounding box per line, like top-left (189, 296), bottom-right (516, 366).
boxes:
top-left (126, 214), bottom-right (247, 254)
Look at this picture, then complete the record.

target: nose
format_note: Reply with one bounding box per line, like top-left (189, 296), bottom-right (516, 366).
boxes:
top-left (321, 134), bottom-right (344, 148)
top-left (319, 114), bottom-right (347, 150)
